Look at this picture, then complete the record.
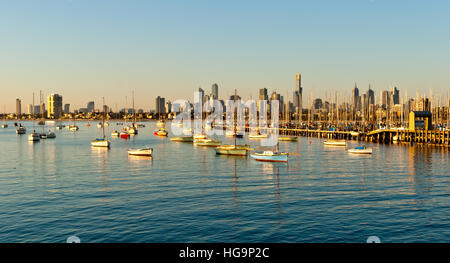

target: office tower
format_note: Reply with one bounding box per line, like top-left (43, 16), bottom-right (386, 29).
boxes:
top-left (47, 94), bottom-right (63, 119)
top-left (33, 105), bottom-right (40, 115)
top-left (259, 88), bottom-right (268, 101)
top-left (198, 88), bottom-right (205, 103)
top-left (27, 104), bottom-right (33, 115)
top-left (352, 84), bottom-right (359, 110)
top-left (211, 83), bottom-right (219, 100)
top-left (155, 96), bottom-right (166, 114)
top-left (295, 73), bottom-right (303, 112)
top-left (313, 98), bottom-right (323, 110)
top-left (64, 104), bottom-right (70, 114)
top-left (393, 87), bottom-right (400, 105)
top-left (87, 101), bottom-right (95, 112)
top-left (382, 90), bottom-right (390, 108)
top-left (16, 98), bottom-right (21, 116)
top-left (165, 101), bottom-right (172, 114)
top-left (367, 86), bottom-right (375, 105)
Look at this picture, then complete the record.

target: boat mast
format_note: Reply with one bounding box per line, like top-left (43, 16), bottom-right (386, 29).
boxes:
top-left (132, 91), bottom-right (136, 126)
top-left (102, 97), bottom-right (106, 139)
top-left (234, 89), bottom-right (237, 147)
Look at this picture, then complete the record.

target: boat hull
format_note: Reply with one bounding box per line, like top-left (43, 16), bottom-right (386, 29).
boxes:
top-left (323, 140), bottom-right (346, 146)
top-left (91, 139), bottom-right (111, 147)
top-left (128, 148), bottom-right (153, 157)
top-left (170, 136), bottom-right (193, 142)
top-left (250, 153), bottom-right (288, 162)
top-left (278, 136), bottom-right (298, 142)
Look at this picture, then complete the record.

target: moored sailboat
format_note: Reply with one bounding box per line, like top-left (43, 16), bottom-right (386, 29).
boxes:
top-left (91, 97), bottom-right (110, 148)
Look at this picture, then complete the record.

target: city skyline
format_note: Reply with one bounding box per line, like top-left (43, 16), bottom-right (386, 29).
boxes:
top-left (1, 0), bottom-right (450, 111)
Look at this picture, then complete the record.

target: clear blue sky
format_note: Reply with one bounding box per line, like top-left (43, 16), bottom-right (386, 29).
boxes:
top-left (1, 0), bottom-right (449, 112)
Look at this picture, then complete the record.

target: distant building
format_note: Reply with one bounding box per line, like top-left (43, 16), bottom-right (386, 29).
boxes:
top-left (155, 96), bottom-right (166, 114)
top-left (165, 101), bottom-right (172, 114)
top-left (259, 88), bottom-right (268, 101)
top-left (47, 94), bottom-right (63, 119)
top-left (87, 101), bottom-right (95, 113)
top-left (392, 87), bottom-right (400, 105)
top-left (16, 98), bottom-right (21, 116)
top-left (64, 104), bottom-right (70, 114)
top-left (367, 86), bottom-right (375, 105)
top-left (352, 84), bottom-right (360, 110)
top-left (313, 98), bottom-right (323, 110)
top-left (27, 104), bottom-right (33, 115)
top-left (295, 73), bottom-right (303, 112)
top-left (211, 83), bottom-right (219, 100)
top-left (382, 90), bottom-right (390, 108)
top-left (33, 105), bottom-right (40, 115)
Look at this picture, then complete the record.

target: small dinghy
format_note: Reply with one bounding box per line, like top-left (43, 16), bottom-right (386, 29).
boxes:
top-left (323, 140), bottom-right (346, 146)
top-left (128, 148), bottom-right (153, 157)
top-left (348, 146), bottom-right (373, 154)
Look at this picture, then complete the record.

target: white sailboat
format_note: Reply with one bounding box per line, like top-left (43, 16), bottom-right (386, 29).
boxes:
top-left (127, 91), bottom-right (138, 135)
top-left (91, 97), bottom-right (111, 148)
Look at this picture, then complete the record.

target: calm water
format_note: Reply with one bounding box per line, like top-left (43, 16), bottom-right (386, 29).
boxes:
top-left (0, 121), bottom-right (449, 243)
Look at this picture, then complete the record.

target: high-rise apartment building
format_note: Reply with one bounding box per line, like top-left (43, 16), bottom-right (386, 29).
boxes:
top-left (47, 94), bottom-right (63, 119)
top-left (16, 98), bottom-right (21, 116)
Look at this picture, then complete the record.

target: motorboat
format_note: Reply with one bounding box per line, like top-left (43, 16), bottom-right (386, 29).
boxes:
top-left (16, 126), bottom-right (26, 134)
top-left (28, 131), bottom-right (40, 142)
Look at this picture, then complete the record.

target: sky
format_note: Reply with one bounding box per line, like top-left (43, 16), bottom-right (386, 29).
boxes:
top-left (0, 0), bottom-right (450, 112)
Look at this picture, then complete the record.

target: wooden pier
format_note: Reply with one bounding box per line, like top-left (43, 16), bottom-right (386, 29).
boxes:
top-left (276, 128), bottom-right (450, 146)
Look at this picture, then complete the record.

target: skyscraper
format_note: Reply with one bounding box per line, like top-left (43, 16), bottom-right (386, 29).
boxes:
top-left (382, 90), bottom-right (390, 108)
top-left (393, 87), bottom-right (400, 105)
top-left (47, 94), bottom-right (63, 119)
top-left (352, 84), bottom-right (359, 110)
top-left (16, 98), bottom-right (21, 117)
top-left (211, 83), bottom-right (219, 100)
top-left (259, 88), bottom-right (268, 101)
top-left (367, 86), bottom-right (375, 105)
top-left (295, 74), bottom-right (303, 112)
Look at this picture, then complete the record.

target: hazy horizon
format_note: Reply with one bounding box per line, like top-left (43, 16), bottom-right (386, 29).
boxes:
top-left (1, 0), bottom-right (450, 112)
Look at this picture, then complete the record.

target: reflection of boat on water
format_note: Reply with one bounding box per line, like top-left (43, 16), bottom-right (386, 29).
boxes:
top-left (194, 138), bottom-right (222, 147)
top-left (278, 136), bottom-right (298, 142)
top-left (348, 145), bottom-right (373, 154)
top-left (156, 120), bottom-right (165, 127)
top-left (128, 148), bottom-right (153, 157)
top-left (170, 136), bottom-right (193, 142)
top-left (323, 140), bottom-right (346, 146)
